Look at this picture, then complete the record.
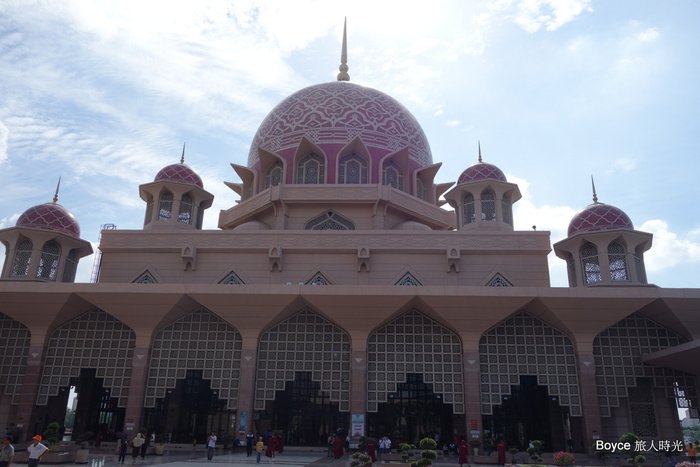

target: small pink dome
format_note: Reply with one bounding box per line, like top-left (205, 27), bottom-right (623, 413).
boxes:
top-left (16, 203), bottom-right (80, 238)
top-left (458, 162), bottom-right (507, 184)
top-left (154, 163), bottom-right (203, 188)
top-left (248, 81), bottom-right (432, 169)
top-left (567, 202), bottom-right (634, 237)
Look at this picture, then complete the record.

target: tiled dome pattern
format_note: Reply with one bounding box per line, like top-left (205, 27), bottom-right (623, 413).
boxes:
top-left (16, 203), bottom-right (80, 238)
top-left (458, 162), bottom-right (507, 184)
top-left (154, 163), bottom-right (203, 188)
top-left (568, 203), bottom-right (633, 237)
top-left (248, 81), bottom-right (432, 168)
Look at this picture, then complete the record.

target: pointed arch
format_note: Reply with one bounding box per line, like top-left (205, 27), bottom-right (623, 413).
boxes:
top-left (177, 192), bottom-right (193, 224)
top-left (62, 249), bottom-right (79, 282)
top-left (158, 190), bottom-right (174, 220)
top-left (462, 193), bottom-right (475, 225)
top-left (305, 211), bottom-right (355, 230)
top-left (254, 309), bottom-right (351, 411)
top-left (37, 310), bottom-right (136, 406)
top-left (486, 273), bottom-right (512, 287)
top-left (395, 272), bottom-right (422, 286)
top-left (145, 309), bottom-right (242, 409)
top-left (382, 160), bottom-right (404, 191)
top-left (11, 237), bottom-right (32, 277)
top-left (36, 240), bottom-right (60, 280)
top-left (0, 312), bottom-right (30, 404)
top-left (480, 188), bottom-right (496, 221)
top-left (305, 271), bottom-right (331, 285)
top-left (219, 270), bottom-right (244, 284)
top-left (367, 309), bottom-right (464, 413)
top-left (581, 242), bottom-right (601, 284)
top-left (294, 138), bottom-right (327, 184)
top-left (133, 270), bottom-right (158, 284)
top-left (337, 137), bottom-right (371, 184)
top-left (502, 193), bottom-right (513, 225)
top-left (593, 312), bottom-right (698, 419)
top-left (479, 312), bottom-right (581, 416)
top-left (258, 148), bottom-right (286, 191)
top-left (608, 240), bottom-right (629, 281)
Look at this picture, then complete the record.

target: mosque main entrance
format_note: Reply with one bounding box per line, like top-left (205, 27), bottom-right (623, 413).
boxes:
top-left (367, 373), bottom-right (456, 445)
top-left (259, 372), bottom-right (345, 446)
top-left (144, 370), bottom-right (231, 444)
top-left (485, 375), bottom-right (569, 451)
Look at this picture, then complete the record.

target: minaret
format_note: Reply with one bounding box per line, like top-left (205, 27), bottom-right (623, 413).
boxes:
top-left (337, 18), bottom-right (350, 81)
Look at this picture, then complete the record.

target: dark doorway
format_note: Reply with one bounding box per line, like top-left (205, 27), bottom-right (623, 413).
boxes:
top-left (367, 373), bottom-right (457, 445)
top-left (485, 375), bottom-right (568, 451)
top-left (39, 368), bottom-right (124, 442)
top-left (260, 372), bottom-right (345, 446)
top-left (144, 370), bottom-right (231, 444)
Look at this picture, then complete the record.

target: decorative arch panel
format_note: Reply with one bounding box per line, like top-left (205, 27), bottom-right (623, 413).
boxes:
top-left (479, 312), bottom-right (581, 416)
top-left (254, 309), bottom-right (351, 411)
top-left (37, 310), bottom-right (135, 406)
top-left (145, 309), bottom-right (242, 410)
top-left (0, 313), bottom-right (30, 404)
top-left (367, 310), bottom-right (464, 413)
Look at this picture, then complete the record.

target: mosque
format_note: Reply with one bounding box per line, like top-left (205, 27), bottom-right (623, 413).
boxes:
top-left (1, 23), bottom-right (699, 454)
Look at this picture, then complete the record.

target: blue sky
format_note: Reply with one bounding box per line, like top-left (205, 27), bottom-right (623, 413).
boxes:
top-left (1, 0), bottom-right (699, 287)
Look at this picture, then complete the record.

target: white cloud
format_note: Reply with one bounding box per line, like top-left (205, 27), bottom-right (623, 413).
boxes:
top-left (634, 27), bottom-right (660, 43)
top-left (0, 212), bottom-right (20, 228)
top-left (0, 120), bottom-right (7, 163)
top-left (511, 0), bottom-right (593, 33)
top-left (605, 157), bottom-right (637, 175)
top-left (446, 120), bottom-right (461, 127)
top-left (640, 219), bottom-right (700, 272)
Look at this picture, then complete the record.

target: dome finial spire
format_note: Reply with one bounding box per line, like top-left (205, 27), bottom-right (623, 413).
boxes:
top-left (337, 17), bottom-right (350, 81)
top-left (591, 175), bottom-right (598, 203)
top-left (180, 142), bottom-right (186, 164)
top-left (53, 176), bottom-right (61, 203)
top-left (478, 141), bottom-right (482, 163)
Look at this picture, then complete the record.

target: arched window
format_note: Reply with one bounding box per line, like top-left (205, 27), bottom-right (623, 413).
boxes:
top-left (296, 153), bottom-right (325, 184)
top-left (178, 193), bottom-right (193, 224)
top-left (383, 161), bottom-right (403, 190)
top-left (36, 240), bottom-right (60, 281)
top-left (581, 242), bottom-right (602, 285)
top-left (634, 247), bottom-right (647, 283)
top-left (338, 153), bottom-right (368, 184)
top-left (265, 162), bottom-right (283, 188)
top-left (502, 195), bottom-right (513, 225)
top-left (566, 254), bottom-right (577, 287)
top-left (481, 189), bottom-right (496, 221)
top-left (305, 211), bottom-right (355, 230)
top-left (608, 241), bottom-right (629, 281)
top-left (416, 178), bottom-right (425, 200)
top-left (463, 194), bottom-right (475, 225)
top-left (158, 191), bottom-right (173, 220)
top-left (62, 250), bottom-right (78, 282)
top-left (11, 238), bottom-right (32, 277)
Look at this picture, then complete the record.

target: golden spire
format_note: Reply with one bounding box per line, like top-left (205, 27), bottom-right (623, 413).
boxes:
top-left (53, 177), bottom-right (61, 203)
top-left (337, 18), bottom-right (350, 81)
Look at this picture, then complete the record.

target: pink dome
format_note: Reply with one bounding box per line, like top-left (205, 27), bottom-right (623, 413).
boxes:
top-left (247, 81), bottom-right (432, 168)
top-left (154, 163), bottom-right (203, 188)
top-left (458, 162), bottom-right (507, 184)
top-left (567, 203), bottom-right (634, 237)
top-left (16, 203), bottom-right (80, 238)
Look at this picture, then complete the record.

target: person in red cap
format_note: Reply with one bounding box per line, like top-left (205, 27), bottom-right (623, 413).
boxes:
top-left (27, 435), bottom-right (48, 467)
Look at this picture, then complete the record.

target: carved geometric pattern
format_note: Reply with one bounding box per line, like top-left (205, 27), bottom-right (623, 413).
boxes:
top-left (608, 241), bottom-right (629, 281)
top-left (133, 271), bottom-right (157, 284)
top-left (458, 162), bottom-right (507, 184)
top-left (486, 273), bottom-right (512, 287)
top-left (37, 310), bottom-right (135, 406)
top-left (145, 309), bottom-right (242, 410)
top-left (367, 310), bottom-right (464, 413)
top-left (395, 272), bottom-right (421, 286)
top-left (219, 271), bottom-right (244, 284)
top-left (568, 202), bottom-right (633, 236)
top-left (254, 309), bottom-right (351, 412)
top-left (479, 312), bottom-right (581, 416)
top-left (154, 163), bottom-right (203, 188)
top-left (305, 211), bottom-right (355, 230)
top-left (306, 272), bottom-right (331, 285)
top-left (593, 312), bottom-right (697, 417)
top-left (16, 202), bottom-right (80, 238)
top-left (0, 313), bottom-right (30, 404)
top-left (248, 82), bottom-right (432, 169)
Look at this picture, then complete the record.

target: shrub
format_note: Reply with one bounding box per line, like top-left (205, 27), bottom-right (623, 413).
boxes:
top-left (553, 451), bottom-right (576, 466)
top-left (350, 452), bottom-right (372, 467)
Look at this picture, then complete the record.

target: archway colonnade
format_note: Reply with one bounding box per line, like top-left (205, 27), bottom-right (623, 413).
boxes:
top-left (0, 284), bottom-right (697, 452)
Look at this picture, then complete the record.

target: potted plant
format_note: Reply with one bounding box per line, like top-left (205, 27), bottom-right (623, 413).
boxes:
top-left (469, 438), bottom-right (481, 456)
top-left (527, 440), bottom-right (544, 463)
top-left (154, 433), bottom-right (168, 455)
top-left (553, 451), bottom-right (576, 466)
top-left (414, 437), bottom-right (438, 467)
top-left (351, 451), bottom-right (373, 467)
top-left (399, 442), bottom-right (416, 464)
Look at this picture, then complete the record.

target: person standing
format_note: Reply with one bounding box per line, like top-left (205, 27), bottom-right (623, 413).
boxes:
top-left (206, 433), bottom-right (217, 461)
top-left (0, 436), bottom-right (14, 467)
top-left (458, 440), bottom-right (469, 467)
top-left (131, 433), bottom-right (145, 464)
top-left (496, 439), bottom-right (506, 466)
top-left (688, 442), bottom-right (697, 464)
top-left (26, 435), bottom-right (48, 467)
top-left (117, 433), bottom-right (128, 464)
top-left (255, 437), bottom-right (264, 464)
top-left (246, 432), bottom-right (255, 457)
